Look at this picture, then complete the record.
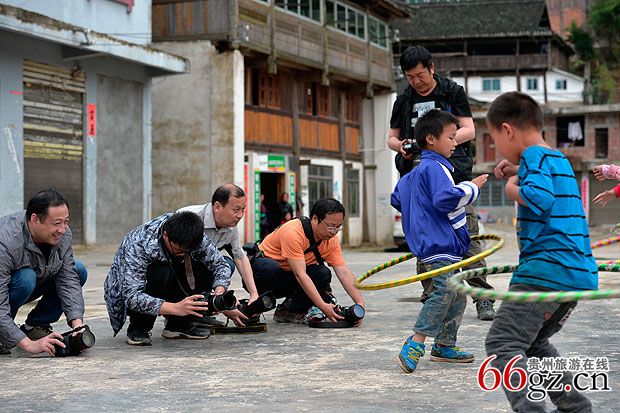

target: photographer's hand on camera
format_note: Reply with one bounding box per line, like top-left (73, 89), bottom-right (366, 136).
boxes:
top-left (160, 294), bottom-right (209, 317)
top-left (222, 307), bottom-right (249, 327)
top-left (17, 331), bottom-right (65, 356)
top-left (320, 303), bottom-right (344, 323)
top-left (400, 139), bottom-right (415, 159)
top-left (248, 292), bottom-right (259, 305)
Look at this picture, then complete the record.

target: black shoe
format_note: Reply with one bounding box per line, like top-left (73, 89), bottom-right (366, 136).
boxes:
top-left (273, 304), bottom-right (307, 324)
top-left (162, 321), bottom-right (211, 340)
top-left (126, 325), bottom-right (153, 346)
top-left (20, 324), bottom-right (53, 340)
top-left (476, 300), bottom-right (496, 321)
top-left (194, 315), bottom-right (225, 327)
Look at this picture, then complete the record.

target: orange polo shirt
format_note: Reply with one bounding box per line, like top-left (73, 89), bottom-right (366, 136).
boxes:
top-left (259, 219), bottom-right (346, 271)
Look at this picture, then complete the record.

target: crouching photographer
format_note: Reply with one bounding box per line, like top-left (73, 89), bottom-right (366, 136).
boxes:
top-left (0, 189), bottom-right (88, 357)
top-left (248, 198), bottom-right (365, 325)
top-left (104, 211), bottom-right (245, 346)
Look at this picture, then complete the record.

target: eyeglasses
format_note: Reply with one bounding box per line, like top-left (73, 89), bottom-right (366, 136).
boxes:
top-left (166, 238), bottom-right (190, 256)
top-left (321, 221), bottom-right (344, 233)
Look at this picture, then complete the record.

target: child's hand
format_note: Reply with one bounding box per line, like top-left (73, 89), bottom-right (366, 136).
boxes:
top-left (494, 159), bottom-right (518, 180)
top-left (593, 165), bottom-right (607, 181)
top-left (506, 175), bottom-right (520, 188)
top-left (471, 174), bottom-right (489, 188)
top-left (593, 189), bottom-right (615, 207)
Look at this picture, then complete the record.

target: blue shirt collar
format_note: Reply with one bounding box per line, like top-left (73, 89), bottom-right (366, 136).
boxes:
top-left (421, 149), bottom-right (454, 172)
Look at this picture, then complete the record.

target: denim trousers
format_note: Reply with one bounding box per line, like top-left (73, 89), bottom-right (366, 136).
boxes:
top-left (413, 260), bottom-right (466, 346)
top-left (485, 284), bottom-right (592, 413)
top-left (420, 205), bottom-right (495, 304)
top-left (9, 260), bottom-right (88, 326)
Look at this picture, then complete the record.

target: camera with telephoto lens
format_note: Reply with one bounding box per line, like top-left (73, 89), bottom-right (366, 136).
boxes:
top-left (237, 291), bottom-right (277, 325)
top-left (54, 325), bottom-right (96, 357)
top-left (402, 139), bottom-right (419, 156)
top-left (197, 290), bottom-right (237, 315)
top-left (336, 304), bottom-right (365, 323)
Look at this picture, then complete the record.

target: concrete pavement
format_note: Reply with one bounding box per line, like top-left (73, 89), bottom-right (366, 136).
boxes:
top-left (1, 223), bottom-right (619, 411)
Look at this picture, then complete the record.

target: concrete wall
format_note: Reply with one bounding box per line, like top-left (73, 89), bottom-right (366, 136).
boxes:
top-left (2, 0), bottom-right (152, 45)
top-left (152, 42), bottom-right (245, 216)
top-left (0, 29), bottom-right (151, 243)
top-left (363, 93), bottom-right (395, 246)
top-left (151, 40), bottom-right (215, 215)
top-left (96, 75), bottom-right (145, 244)
top-left (212, 50), bottom-right (245, 191)
top-left (0, 35), bottom-right (24, 217)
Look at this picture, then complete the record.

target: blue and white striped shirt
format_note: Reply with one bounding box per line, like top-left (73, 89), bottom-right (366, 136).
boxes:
top-left (513, 146), bottom-right (598, 291)
top-left (392, 150), bottom-right (479, 264)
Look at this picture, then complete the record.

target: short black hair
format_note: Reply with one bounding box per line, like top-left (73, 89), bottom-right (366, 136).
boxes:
top-left (414, 109), bottom-right (459, 149)
top-left (310, 198), bottom-right (345, 221)
top-left (400, 45), bottom-right (433, 73)
top-left (26, 189), bottom-right (69, 221)
top-left (162, 211), bottom-right (204, 251)
top-left (487, 91), bottom-right (543, 131)
top-left (211, 184), bottom-right (245, 206)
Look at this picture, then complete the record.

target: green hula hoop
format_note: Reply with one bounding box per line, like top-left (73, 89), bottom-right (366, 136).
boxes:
top-left (447, 263), bottom-right (620, 302)
top-left (354, 234), bottom-right (504, 291)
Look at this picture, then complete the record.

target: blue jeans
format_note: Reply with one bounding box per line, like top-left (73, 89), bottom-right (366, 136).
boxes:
top-left (413, 260), bottom-right (466, 346)
top-left (9, 261), bottom-right (87, 326)
top-left (223, 255), bottom-right (235, 275)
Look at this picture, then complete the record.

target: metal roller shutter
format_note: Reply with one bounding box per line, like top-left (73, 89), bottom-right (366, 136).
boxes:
top-left (23, 60), bottom-right (85, 242)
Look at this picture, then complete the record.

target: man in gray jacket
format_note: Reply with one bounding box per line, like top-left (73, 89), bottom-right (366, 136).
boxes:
top-left (104, 211), bottom-right (234, 346)
top-left (178, 184), bottom-right (259, 327)
top-left (0, 189), bottom-right (87, 356)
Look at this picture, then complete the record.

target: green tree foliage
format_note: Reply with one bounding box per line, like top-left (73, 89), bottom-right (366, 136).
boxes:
top-left (567, 22), bottom-right (594, 61)
top-left (590, 0), bottom-right (620, 41)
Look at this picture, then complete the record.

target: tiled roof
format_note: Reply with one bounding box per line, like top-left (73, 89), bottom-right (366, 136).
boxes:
top-left (397, 0), bottom-right (552, 40)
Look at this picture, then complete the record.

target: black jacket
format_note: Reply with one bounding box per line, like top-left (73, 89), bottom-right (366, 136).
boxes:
top-left (392, 75), bottom-right (473, 183)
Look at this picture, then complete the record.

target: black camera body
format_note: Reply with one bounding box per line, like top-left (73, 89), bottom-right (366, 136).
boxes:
top-left (336, 304), bottom-right (365, 323)
top-left (402, 140), bottom-right (420, 156)
top-left (237, 291), bottom-right (277, 325)
top-left (198, 290), bottom-right (237, 315)
top-left (54, 325), bottom-right (96, 357)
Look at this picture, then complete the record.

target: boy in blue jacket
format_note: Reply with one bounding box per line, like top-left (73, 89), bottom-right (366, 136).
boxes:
top-left (486, 92), bottom-right (596, 412)
top-left (391, 109), bottom-right (488, 373)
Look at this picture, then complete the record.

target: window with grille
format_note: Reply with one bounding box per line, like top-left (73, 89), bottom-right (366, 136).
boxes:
top-left (346, 168), bottom-right (360, 217)
top-left (477, 176), bottom-right (514, 207)
top-left (308, 165), bottom-right (333, 208)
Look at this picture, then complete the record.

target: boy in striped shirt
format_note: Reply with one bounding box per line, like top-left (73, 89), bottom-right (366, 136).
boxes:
top-left (486, 92), bottom-right (597, 412)
top-left (391, 109), bottom-right (488, 373)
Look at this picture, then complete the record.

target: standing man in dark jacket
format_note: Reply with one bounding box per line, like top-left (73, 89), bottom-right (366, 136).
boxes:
top-left (0, 189), bottom-right (87, 356)
top-left (387, 45), bottom-right (496, 320)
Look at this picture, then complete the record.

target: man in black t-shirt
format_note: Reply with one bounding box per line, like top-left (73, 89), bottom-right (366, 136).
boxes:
top-left (387, 45), bottom-right (496, 321)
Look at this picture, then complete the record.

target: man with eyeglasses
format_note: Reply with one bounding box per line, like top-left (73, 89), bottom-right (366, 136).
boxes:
top-left (104, 211), bottom-right (234, 346)
top-left (250, 198), bottom-right (365, 324)
top-left (177, 183), bottom-right (260, 327)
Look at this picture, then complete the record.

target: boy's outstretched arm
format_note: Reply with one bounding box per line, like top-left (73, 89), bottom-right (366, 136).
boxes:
top-left (505, 175), bottom-right (527, 206)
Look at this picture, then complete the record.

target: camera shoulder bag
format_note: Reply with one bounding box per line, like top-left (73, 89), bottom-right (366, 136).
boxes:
top-left (299, 216), bottom-right (325, 266)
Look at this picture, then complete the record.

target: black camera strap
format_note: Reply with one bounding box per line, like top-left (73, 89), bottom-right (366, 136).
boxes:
top-left (299, 216), bottom-right (324, 266)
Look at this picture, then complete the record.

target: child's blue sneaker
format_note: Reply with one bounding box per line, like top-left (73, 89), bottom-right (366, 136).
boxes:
top-left (430, 343), bottom-right (475, 363)
top-left (398, 336), bottom-right (425, 373)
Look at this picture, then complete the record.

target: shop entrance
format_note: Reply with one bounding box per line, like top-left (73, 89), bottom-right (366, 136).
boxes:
top-left (260, 172), bottom-right (286, 234)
